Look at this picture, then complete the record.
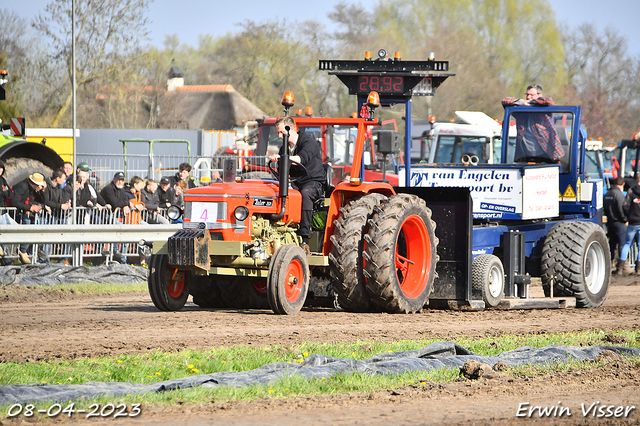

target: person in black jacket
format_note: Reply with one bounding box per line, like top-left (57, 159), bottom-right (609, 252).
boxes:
top-left (12, 172), bottom-right (47, 264)
top-left (604, 176), bottom-right (628, 273)
top-left (168, 162), bottom-right (197, 189)
top-left (157, 177), bottom-right (175, 209)
top-left (0, 160), bottom-right (12, 265)
top-left (97, 172), bottom-right (131, 221)
top-left (268, 116), bottom-right (325, 255)
top-left (43, 169), bottom-right (72, 263)
top-left (620, 174), bottom-right (640, 274)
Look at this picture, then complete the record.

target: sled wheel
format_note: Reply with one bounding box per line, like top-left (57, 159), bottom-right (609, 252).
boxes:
top-left (472, 254), bottom-right (504, 308)
top-left (541, 221), bottom-right (610, 308)
top-left (363, 194), bottom-right (438, 313)
top-left (267, 244), bottom-right (309, 315)
top-left (148, 254), bottom-right (191, 311)
top-left (329, 193), bottom-right (387, 312)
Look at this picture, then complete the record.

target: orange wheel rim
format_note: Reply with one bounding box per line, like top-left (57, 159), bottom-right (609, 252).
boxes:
top-left (395, 215), bottom-right (431, 298)
top-left (167, 268), bottom-right (185, 298)
top-left (285, 259), bottom-right (304, 303)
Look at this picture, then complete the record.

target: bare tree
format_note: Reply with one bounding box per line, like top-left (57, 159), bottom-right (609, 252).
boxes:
top-left (561, 24), bottom-right (639, 142)
top-left (33, 0), bottom-right (151, 127)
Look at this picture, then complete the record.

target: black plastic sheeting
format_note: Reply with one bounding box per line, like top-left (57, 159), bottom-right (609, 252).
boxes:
top-left (1, 342), bottom-right (638, 405)
top-left (0, 264), bottom-right (148, 286)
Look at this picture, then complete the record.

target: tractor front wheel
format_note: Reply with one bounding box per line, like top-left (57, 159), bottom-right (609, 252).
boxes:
top-left (363, 194), bottom-right (438, 313)
top-left (148, 254), bottom-right (192, 311)
top-left (267, 244), bottom-right (309, 315)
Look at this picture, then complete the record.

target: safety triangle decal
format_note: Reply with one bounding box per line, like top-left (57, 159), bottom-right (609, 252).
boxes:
top-left (562, 184), bottom-right (576, 201)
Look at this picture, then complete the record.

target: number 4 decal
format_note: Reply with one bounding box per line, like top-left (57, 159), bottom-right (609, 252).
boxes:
top-left (199, 209), bottom-right (208, 221)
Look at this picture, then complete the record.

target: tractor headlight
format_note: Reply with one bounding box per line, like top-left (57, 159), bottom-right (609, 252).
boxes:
top-left (234, 206), bottom-right (249, 221)
top-left (167, 205), bottom-right (183, 221)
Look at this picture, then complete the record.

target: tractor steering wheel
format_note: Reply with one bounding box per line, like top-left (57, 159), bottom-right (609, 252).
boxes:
top-left (268, 159), bottom-right (309, 183)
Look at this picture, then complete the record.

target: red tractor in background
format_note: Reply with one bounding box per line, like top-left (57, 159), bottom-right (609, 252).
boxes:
top-left (214, 95), bottom-right (400, 187)
top-left (148, 92), bottom-right (436, 314)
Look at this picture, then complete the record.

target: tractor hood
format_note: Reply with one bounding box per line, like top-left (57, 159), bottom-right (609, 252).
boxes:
top-left (182, 179), bottom-right (302, 225)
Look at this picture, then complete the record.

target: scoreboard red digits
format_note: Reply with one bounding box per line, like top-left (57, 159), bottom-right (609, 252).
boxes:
top-left (358, 76), bottom-right (404, 95)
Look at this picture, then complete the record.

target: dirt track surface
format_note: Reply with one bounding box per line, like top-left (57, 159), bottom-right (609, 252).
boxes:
top-left (1, 276), bottom-right (639, 425)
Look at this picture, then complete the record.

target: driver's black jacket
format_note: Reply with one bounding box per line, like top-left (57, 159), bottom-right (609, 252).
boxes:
top-left (278, 131), bottom-right (325, 185)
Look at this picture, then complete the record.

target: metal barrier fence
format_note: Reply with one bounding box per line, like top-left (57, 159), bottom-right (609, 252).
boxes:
top-left (0, 207), bottom-right (179, 266)
top-left (75, 153), bottom-right (273, 190)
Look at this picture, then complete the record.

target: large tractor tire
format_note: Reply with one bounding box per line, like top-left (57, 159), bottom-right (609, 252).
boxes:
top-left (329, 193), bottom-right (387, 312)
top-left (363, 194), bottom-right (438, 313)
top-left (148, 254), bottom-right (192, 311)
top-left (218, 276), bottom-right (269, 309)
top-left (267, 244), bottom-right (309, 315)
top-left (190, 275), bottom-right (227, 308)
top-left (3, 158), bottom-right (53, 187)
top-left (541, 221), bottom-right (610, 308)
top-left (472, 254), bottom-right (504, 308)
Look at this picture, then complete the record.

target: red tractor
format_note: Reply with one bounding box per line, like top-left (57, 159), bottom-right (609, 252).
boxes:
top-left (147, 92), bottom-right (437, 314)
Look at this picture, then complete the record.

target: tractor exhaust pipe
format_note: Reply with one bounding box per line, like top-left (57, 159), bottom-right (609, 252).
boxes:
top-left (271, 126), bottom-right (291, 221)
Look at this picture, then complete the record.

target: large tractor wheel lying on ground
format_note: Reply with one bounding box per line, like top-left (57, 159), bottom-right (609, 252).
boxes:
top-left (329, 193), bottom-right (387, 312)
top-left (148, 254), bottom-right (192, 311)
top-left (541, 221), bottom-right (610, 308)
top-left (3, 158), bottom-right (53, 187)
top-left (363, 194), bottom-right (438, 313)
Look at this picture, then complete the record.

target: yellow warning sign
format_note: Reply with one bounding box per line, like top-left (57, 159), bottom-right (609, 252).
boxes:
top-left (562, 184), bottom-right (576, 201)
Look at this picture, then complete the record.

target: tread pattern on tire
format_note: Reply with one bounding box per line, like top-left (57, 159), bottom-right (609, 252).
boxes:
top-left (362, 194), bottom-right (438, 314)
top-left (3, 158), bottom-right (53, 187)
top-left (190, 275), bottom-right (227, 308)
top-left (329, 193), bottom-right (387, 312)
top-left (219, 276), bottom-right (269, 309)
top-left (540, 221), bottom-right (610, 308)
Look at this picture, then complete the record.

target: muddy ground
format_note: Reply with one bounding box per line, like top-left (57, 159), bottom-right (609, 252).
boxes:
top-left (0, 275), bottom-right (639, 425)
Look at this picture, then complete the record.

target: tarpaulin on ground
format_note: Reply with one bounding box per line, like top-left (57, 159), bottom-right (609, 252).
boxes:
top-left (1, 342), bottom-right (638, 405)
top-left (0, 264), bottom-right (148, 286)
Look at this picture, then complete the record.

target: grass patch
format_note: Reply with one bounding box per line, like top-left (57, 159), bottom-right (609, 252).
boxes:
top-left (53, 282), bottom-right (147, 295)
top-left (0, 282), bottom-right (147, 296)
top-left (0, 330), bottom-right (638, 416)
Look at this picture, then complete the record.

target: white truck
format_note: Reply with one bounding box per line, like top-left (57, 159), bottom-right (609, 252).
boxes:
top-left (420, 111), bottom-right (515, 165)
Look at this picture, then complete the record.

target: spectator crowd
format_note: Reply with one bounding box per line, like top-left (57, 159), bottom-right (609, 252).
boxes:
top-left (0, 161), bottom-right (199, 265)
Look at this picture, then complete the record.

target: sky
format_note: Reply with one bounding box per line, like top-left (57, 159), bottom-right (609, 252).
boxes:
top-left (5, 0), bottom-right (640, 56)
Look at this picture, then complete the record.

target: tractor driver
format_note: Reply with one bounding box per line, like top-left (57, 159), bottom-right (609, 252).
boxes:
top-left (502, 84), bottom-right (564, 164)
top-left (269, 116), bottom-right (325, 255)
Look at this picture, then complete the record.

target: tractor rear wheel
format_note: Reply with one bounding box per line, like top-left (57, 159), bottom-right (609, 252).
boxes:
top-left (472, 254), bottom-right (504, 308)
top-left (190, 275), bottom-right (227, 308)
top-left (148, 254), bottom-right (192, 311)
top-left (363, 194), bottom-right (438, 313)
top-left (218, 276), bottom-right (269, 309)
top-left (541, 221), bottom-right (610, 308)
top-left (329, 193), bottom-right (387, 312)
top-left (267, 244), bottom-right (309, 315)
